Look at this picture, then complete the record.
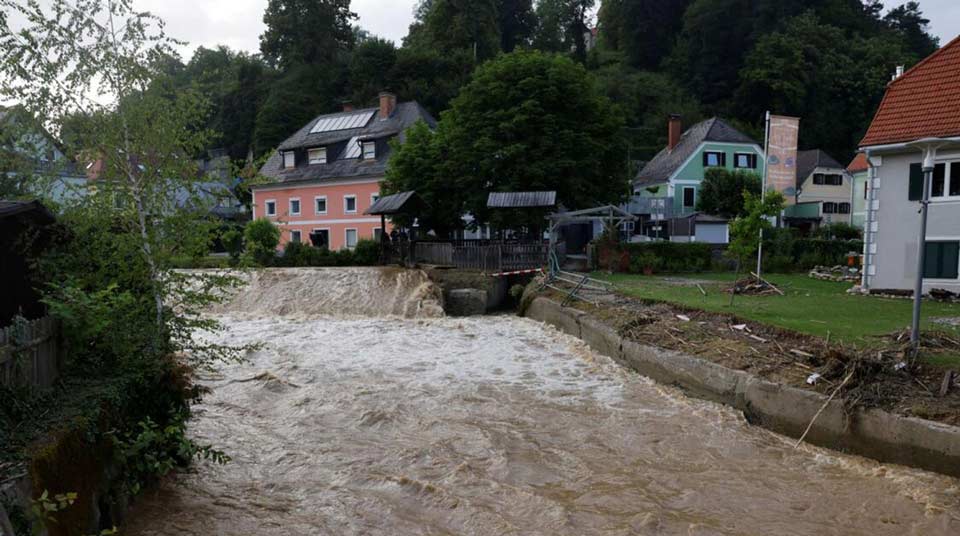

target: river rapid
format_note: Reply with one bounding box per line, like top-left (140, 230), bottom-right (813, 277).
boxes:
top-left (125, 269), bottom-right (960, 535)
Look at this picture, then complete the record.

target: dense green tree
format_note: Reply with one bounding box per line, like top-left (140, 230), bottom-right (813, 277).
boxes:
top-left (598, 0), bottom-right (690, 69)
top-left (498, 0), bottom-right (538, 52)
top-left (423, 0), bottom-right (501, 61)
top-left (533, 0), bottom-right (595, 61)
top-left (381, 121), bottom-right (464, 236)
top-left (390, 47), bottom-right (475, 114)
top-left (348, 37), bottom-right (398, 106)
top-left (736, 11), bottom-right (913, 160)
top-left (253, 64), bottom-right (342, 156)
top-left (884, 1), bottom-right (939, 58)
top-left (695, 168), bottom-right (761, 218)
top-left (592, 66), bottom-right (702, 161)
top-left (259, 0), bottom-right (357, 69)
top-left (386, 50), bottom-right (626, 233)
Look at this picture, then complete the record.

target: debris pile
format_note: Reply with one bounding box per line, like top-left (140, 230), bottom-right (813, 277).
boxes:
top-left (929, 288), bottom-right (960, 302)
top-left (727, 276), bottom-right (783, 296)
top-left (809, 265), bottom-right (861, 282)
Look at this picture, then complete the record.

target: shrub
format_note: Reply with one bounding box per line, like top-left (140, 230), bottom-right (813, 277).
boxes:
top-left (352, 239), bottom-right (380, 266)
top-left (221, 226), bottom-right (244, 266)
top-left (621, 242), bottom-right (713, 273)
top-left (814, 223), bottom-right (862, 240)
top-left (244, 218), bottom-right (280, 266)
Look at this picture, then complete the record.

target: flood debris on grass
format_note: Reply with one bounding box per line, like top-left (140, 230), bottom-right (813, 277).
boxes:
top-left (545, 289), bottom-right (960, 427)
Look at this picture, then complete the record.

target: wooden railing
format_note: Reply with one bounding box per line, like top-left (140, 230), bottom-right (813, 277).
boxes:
top-left (411, 241), bottom-right (548, 273)
top-left (0, 316), bottom-right (61, 388)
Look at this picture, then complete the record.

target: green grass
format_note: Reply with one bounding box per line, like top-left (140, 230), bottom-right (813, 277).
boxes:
top-left (595, 272), bottom-right (960, 353)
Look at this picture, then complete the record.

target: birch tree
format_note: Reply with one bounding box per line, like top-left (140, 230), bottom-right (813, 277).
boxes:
top-left (0, 0), bottom-right (246, 367)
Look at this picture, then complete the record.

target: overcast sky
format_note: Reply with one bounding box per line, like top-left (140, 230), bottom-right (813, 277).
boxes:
top-left (138, 0), bottom-right (960, 60)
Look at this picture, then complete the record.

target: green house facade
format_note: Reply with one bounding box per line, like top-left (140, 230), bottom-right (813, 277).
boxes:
top-left (629, 117), bottom-right (764, 240)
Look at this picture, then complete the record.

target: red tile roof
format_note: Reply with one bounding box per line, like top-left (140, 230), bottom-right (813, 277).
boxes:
top-left (847, 153), bottom-right (868, 173)
top-left (860, 36), bottom-right (960, 148)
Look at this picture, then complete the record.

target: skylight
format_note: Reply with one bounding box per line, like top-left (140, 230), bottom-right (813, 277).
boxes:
top-left (309, 110), bottom-right (375, 134)
top-left (340, 136), bottom-right (362, 159)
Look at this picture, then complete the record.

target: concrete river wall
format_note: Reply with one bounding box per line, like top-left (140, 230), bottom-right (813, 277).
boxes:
top-left (524, 296), bottom-right (960, 478)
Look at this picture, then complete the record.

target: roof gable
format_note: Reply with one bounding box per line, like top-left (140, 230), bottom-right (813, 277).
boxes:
top-left (796, 149), bottom-right (845, 189)
top-left (634, 118), bottom-right (758, 187)
top-left (847, 153), bottom-right (868, 173)
top-left (860, 36), bottom-right (960, 147)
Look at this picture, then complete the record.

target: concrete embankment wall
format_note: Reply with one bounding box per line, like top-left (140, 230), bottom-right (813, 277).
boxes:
top-left (525, 296), bottom-right (960, 478)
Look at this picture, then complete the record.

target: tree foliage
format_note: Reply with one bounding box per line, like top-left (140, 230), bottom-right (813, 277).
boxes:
top-left (259, 0), bottom-right (357, 69)
top-left (0, 0), bottom-right (250, 371)
top-left (696, 168), bottom-right (762, 218)
top-left (385, 50), bottom-right (626, 233)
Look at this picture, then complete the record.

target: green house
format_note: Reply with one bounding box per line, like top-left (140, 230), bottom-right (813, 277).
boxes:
top-left (630, 116), bottom-right (764, 239)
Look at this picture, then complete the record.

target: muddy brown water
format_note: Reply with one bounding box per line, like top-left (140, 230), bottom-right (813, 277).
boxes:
top-left (126, 269), bottom-right (960, 535)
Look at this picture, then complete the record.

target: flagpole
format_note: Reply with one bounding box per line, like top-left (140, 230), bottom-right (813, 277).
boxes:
top-left (756, 111), bottom-right (771, 280)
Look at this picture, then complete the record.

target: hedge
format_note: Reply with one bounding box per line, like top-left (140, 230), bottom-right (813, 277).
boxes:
top-left (276, 239), bottom-right (379, 267)
top-left (596, 237), bottom-right (861, 275)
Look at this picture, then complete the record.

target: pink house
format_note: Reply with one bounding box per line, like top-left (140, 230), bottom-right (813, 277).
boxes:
top-left (253, 93), bottom-right (435, 250)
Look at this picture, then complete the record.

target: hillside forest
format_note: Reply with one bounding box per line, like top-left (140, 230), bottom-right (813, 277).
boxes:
top-left (126, 0), bottom-right (939, 169)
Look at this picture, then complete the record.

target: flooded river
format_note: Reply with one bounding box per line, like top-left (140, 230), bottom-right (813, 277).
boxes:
top-left (126, 269), bottom-right (960, 535)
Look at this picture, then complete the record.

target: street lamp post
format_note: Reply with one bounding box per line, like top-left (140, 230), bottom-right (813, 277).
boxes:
top-left (907, 138), bottom-right (945, 350)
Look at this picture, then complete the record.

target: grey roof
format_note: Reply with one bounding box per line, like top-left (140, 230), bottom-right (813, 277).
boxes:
top-left (795, 149), bottom-right (845, 187)
top-left (365, 191), bottom-right (428, 215)
top-left (258, 101), bottom-right (436, 186)
top-left (0, 199), bottom-right (54, 222)
top-left (634, 118), bottom-right (758, 187)
top-left (487, 191), bottom-right (557, 208)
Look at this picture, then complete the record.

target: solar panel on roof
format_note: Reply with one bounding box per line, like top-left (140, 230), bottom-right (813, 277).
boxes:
top-left (309, 110), bottom-right (375, 134)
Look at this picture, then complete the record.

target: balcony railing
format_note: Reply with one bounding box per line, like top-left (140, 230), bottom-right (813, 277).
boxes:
top-left (627, 196), bottom-right (674, 220)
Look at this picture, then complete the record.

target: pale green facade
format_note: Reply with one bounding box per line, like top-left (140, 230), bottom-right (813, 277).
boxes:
top-left (636, 141), bottom-right (765, 217)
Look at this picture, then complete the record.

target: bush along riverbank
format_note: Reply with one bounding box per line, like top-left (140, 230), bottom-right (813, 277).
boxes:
top-left (0, 358), bottom-right (218, 536)
top-left (522, 286), bottom-right (960, 477)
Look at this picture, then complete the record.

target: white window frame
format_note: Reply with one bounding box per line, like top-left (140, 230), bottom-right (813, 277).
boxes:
top-left (704, 151), bottom-right (724, 167)
top-left (930, 160), bottom-right (960, 201)
top-left (314, 195), bottom-right (328, 215)
top-left (734, 152), bottom-right (756, 169)
top-left (265, 199), bottom-right (277, 217)
top-left (289, 197), bottom-right (301, 216)
top-left (682, 187), bottom-right (696, 208)
top-left (282, 151), bottom-right (295, 169)
top-left (345, 228), bottom-right (359, 249)
top-left (308, 147), bottom-right (327, 165)
top-left (344, 195), bottom-right (357, 214)
top-left (290, 230), bottom-right (302, 243)
top-left (362, 141), bottom-right (376, 160)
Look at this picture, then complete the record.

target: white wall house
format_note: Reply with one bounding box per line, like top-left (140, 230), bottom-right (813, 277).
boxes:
top-left (859, 37), bottom-right (960, 293)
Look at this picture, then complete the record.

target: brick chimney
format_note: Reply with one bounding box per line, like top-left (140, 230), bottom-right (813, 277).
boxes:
top-left (379, 92), bottom-right (397, 120)
top-left (668, 114), bottom-right (682, 151)
top-left (342, 100), bottom-right (354, 112)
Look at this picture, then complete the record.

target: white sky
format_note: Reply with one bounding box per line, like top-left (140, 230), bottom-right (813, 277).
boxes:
top-left (137, 0), bottom-right (960, 60)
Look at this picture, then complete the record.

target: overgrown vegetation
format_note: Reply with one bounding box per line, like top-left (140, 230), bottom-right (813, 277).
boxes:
top-left (0, 1), bottom-right (255, 532)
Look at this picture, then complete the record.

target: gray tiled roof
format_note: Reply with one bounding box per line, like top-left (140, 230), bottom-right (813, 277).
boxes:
top-left (258, 101), bottom-right (436, 185)
top-left (634, 118), bottom-right (758, 187)
top-left (795, 149), bottom-right (845, 188)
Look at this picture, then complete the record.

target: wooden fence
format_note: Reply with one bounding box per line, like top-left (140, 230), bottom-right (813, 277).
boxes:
top-left (0, 316), bottom-right (61, 389)
top-left (411, 241), bottom-right (548, 273)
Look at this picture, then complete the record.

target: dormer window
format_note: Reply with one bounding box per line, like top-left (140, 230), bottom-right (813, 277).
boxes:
top-left (308, 147), bottom-right (327, 165)
top-left (362, 141), bottom-right (376, 160)
top-left (282, 151), bottom-right (295, 169)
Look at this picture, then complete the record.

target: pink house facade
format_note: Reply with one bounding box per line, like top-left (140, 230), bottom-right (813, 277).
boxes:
top-left (253, 93), bottom-right (435, 250)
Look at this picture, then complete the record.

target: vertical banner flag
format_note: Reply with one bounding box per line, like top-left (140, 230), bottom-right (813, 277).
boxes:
top-left (765, 115), bottom-right (800, 204)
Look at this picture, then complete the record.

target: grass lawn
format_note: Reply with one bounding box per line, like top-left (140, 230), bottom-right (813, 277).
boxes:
top-left (594, 272), bottom-right (960, 352)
